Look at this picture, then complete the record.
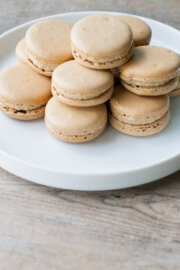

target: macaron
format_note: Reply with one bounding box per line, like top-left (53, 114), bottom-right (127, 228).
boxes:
top-left (45, 97), bottom-right (107, 143)
top-left (25, 20), bottom-right (73, 76)
top-left (52, 60), bottom-right (114, 107)
top-left (0, 65), bottom-right (51, 120)
top-left (119, 46), bottom-right (180, 96)
top-left (15, 38), bottom-right (28, 65)
top-left (109, 85), bottom-right (170, 136)
top-left (169, 77), bottom-right (180, 97)
top-left (71, 14), bottom-right (133, 69)
top-left (118, 15), bottom-right (152, 46)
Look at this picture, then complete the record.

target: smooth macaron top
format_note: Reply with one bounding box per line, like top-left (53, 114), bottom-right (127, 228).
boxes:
top-left (45, 97), bottom-right (107, 135)
top-left (71, 14), bottom-right (133, 58)
top-left (110, 86), bottom-right (169, 123)
top-left (0, 65), bottom-right (51, 109)
top-left (119, 46), bottom-right (180, 82)
top-left (52, 60), bottom-right (114, 97)
top-left (118, 15), bottom-right (152, 46)
top-left (15, 38), bottom-right (27, 63)
top-left (25, 20), bottom-right (73, 63)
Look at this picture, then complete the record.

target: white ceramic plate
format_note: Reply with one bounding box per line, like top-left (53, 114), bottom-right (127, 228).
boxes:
top-left (0, 11), bottom-right (179, 191)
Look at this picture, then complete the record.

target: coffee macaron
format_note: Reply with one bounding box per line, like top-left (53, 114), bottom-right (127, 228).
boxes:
top-left (52, 60), bottom-right (114, 107)
top-left (119, 46), bottom-right (180, 96)
top-left (15, 38), bottom-right (28, 65)
top-left (119, 15), bottom-right (152, 46)
top-left (45, 97), bottom-right (107, 143)
top-left (169, 77), bottom-right (180, 97)
top-left (0, 65), bottom-right (51, 120)
top-left (109, 85), bottom-right (170, 136)
top-left (71, 14), bottom-right (133, 69)
top-left (25, 20), bottom-right (73, 76)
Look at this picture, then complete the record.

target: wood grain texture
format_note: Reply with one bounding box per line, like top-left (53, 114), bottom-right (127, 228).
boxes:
top-left (0, 1), bottom-right (180, 269)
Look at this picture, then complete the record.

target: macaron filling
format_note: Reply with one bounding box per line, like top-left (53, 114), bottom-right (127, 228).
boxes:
top-left (26, 49), bottom-right (59, 73)
top-left (110, 108), bottom-right (169, 126)
top-left (46, 119), bottom-right (107, 142)
top-left (46, 117), bottom-right (106, 136)
top-left (121, 76), bottom-right (178, 95)
top-left (0, 98), bottom-right (46, 115)
top-left (109, 111), bottom-right (170, 135)
top-left (72, 43), bottom-right (133, 67)
top-left (52, 84), bottom-right (113, 101)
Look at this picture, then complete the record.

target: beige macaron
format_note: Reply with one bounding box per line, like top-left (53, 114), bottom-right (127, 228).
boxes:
top-left (109, 85), bottom-right (170, 136)
top-left (45, 97), bottom-right (107, 143)
top-left (169, 77), bottom-right (180, 97)
top-left (118, 15), bottom-right (152, 46)
top-left (119, 46), bottom-right (180, 96)
top-left (0, 65), bottom-right (51, 120)
top-left (25, 20), bottom-right (73, 76)
top-left (71, 14), bottom-right (133, 69)
top-left (15, 38), bottom-right (28, 65)
top-left (52, 60), bottom-right (114, 107)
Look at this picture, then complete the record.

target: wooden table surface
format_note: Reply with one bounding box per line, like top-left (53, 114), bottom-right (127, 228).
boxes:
top-left (0, 1), bottom-right (180, 269)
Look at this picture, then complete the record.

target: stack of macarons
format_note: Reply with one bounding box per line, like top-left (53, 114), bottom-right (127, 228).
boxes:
top-left (45, 14), bottom-right (136, 142)
top-left (109, 20), bottom-right (180, 136)
top-left (0, 14), bottom-right (180, 142)
top-left (0, 19), bottom-right (73, 120)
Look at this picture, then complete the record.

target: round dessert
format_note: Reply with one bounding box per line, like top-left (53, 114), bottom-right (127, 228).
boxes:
top-left (0, 65), bottom-right (52, 120)
top-left (71, 14), bottom-right (133, 69)
top-left (109, 85), bottom-right (170, 136)
top-left (25, 20), bottom-right (73, 76)
top-left (169, 77), bottom-right (180, 97)
top-left (45, 97), bottom-right (107, 143)
top-left (52, 60), bottom-right (114, 107)
top-left (118, 15), bottom-right (152, 46)
top-left (15, 38), bottom-right (28, 65)
top-left (119, 46), bottom-right (180, 96)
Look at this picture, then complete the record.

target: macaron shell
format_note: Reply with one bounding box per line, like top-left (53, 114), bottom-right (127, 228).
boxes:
top-left (169, 77), bottom-right (180, 97)
top-left (0, 65), bottom-right (51, 110)
top-left (119, 46), bottom-right (180, 82)
top-left (25, 20), bottom-right (73, 62)
top-left (118, 15), bottom-right (152, 46)
top-left (71, 14), bottom-right (133, 58)
top-left (15, 38), bottom-right (28, 65)
top-left (45, 97), bottom-right (107, 139)
top-left (52, 60), bottom-right (114, 97)
top-left (52, 85), bottom-right (113, 107)
top-left (169, 88), bottom-right (180, 97)
top-left (121, 76), bottom-right (178, 96)
top-left (109, 85), bottom-right (169, 124)
top-left (109, 111), bottom-right (170, 136)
